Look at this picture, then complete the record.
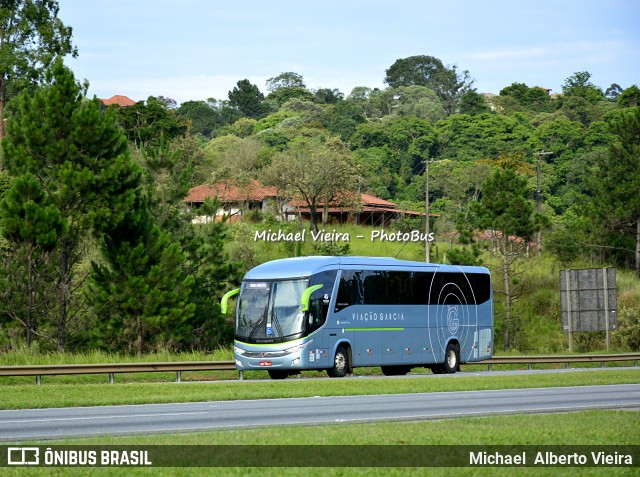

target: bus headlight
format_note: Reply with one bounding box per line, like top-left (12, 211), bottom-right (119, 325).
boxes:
top-left (234, 346), bottom-right (245, 356)
top-left (284, 339), bottom-right (313, 354)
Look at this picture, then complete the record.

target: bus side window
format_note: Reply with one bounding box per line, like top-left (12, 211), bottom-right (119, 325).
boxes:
top-left (363, 271), bottom-right (388, 305)
top-left (335, 270), bottom-right (362, 312)
top-left (308, 270), bottom-right (338, 330)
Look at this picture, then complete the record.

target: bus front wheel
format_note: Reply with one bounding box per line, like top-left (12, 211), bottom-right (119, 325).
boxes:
top-left (327, 346), bottom-right (349, 378)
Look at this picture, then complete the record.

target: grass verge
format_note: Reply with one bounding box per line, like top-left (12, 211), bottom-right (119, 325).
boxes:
top-left (2, 410), bottom-right (638, 476)
top-left (1, 369), bottom-right (638, 410)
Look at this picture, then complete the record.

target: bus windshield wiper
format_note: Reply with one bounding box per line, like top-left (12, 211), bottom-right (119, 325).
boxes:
top-left (248, 311), bottom-right (267, 340)
top-left (270, 310), bottom-right (283, 337)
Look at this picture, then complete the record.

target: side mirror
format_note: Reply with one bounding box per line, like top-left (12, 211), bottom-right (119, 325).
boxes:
top-left (300, 284), bottom-right (323, 312)
top-left (220, 288), bottom-right (240, 314)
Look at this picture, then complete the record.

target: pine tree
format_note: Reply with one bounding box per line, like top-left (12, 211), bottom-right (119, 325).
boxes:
top-left (1, 59), bottom-right (141, 350)
top-left (472, 168), bottom-right (545, 350)
top-left (181, 198), bottom-right (241, 349)
top-left (0, 173), bottom-right (65, 346)
top-left (89, 195), bottom-right (195, 353)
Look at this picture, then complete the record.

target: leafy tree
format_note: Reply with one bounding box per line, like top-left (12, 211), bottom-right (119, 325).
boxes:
top-left (346, 86), bottom-right (387, 119)
top-left (561, 71), bottom-right (605, 104)
top-left (205, 135), bottom-right (268, 183)
top-left (384, 55), bottom-right (474, 115)
top-left (618, 85), bottom-right (640, 107)
top-left (388, 85), bottom-right (446, 121)
top-left (605, 83), bottom-right (623, 101)
top-left (499, 83), bottom-right (553, 112)
top-left (544, 211), bottom-right (590, 265)
top-left (0, 173), bottom-right (65, 346)
top-left (436, 113), bottom-right (533, 161)
top-left (385, 55), bottom-right (447, 88)
top-left (385, 116), bottom-right (438, 184)
top-left (458, 90), bottom-right (490, 115)
top-left (531, 117), bottom-right (585, 207)
top-left (322, 100), bottom-right (365, 141)
top-left (1, 59), bottom-right (141, 350)
top-left (313, 88), bottom-right (344, 104)
top-left (217, 117), bottom-right (257, 138)
top-left (429, 160), bottom-right (491, 224)
top-left (558, 95), bottom-right (602, 125)
top-left (353, 146), bottom-right (400, 199)
top-left (266, 86), bottom-right (314, 107)
top-left (472, 168), bottom-right (545, 350)
top-left (266, 72), bottom-right (306, 92)
top-left (262, 136), bottom-right (360, 231)
top-left (167, 133), bottom-right (209, 186)
top-left (176, 100), bottom-right (225, 137)
top-left (228, 79), bottom-right (267, 119)
top-left (499, 83), bottom-right (530, 104)
top-left (0, 0), bottom-right (77, 140)
top-left (115, 96), bottom-right (188, 147)
top-left (434, 65), bottom-right (475, 116)
top-left (589, 107), bottom-right (640, 276)
top-left (156, 95), bottom-right (177, 109)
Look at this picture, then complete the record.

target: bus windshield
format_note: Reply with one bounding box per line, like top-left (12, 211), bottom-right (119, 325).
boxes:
top-left (236, 279), bottom-right (309, 343)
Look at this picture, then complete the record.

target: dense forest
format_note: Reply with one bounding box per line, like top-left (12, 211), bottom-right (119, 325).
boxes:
top-left (0, 1), bottom-right (639, 354)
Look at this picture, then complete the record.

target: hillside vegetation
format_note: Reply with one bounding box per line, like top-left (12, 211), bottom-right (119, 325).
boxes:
top-left (1, 12), bottom-right (639, 355)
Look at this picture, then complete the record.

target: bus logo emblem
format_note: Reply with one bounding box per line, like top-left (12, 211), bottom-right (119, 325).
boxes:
top-left (447, 305), bottom-right (459, 334)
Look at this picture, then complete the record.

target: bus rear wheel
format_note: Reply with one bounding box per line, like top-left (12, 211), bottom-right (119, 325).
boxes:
top-left (327, 346), bottom-right (349, 378)
top-left (443, 342), bottom-right (459, 374)
top-left (430, 343), bottom-right (459, 374)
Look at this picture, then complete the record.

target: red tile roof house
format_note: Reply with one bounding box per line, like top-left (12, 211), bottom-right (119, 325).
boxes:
top-left (184, 180), bottom-right (287, 223)
top-left (184, 180), bottom-right (427, 227)
top-left (99, 95), bottom-right (136, 107)
top-left (289, 192), bottom-right (426, 227)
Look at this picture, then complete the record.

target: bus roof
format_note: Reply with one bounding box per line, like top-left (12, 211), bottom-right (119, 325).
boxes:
top-left (243, 256), bottom-right (489, 280)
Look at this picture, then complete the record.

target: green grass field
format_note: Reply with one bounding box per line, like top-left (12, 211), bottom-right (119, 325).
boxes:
top-left (2, 366), bottom-right (638, 476)
top-left (1, 369), bottom-right (638, 409)
top-left (3, 410), bottom-right (638, 476)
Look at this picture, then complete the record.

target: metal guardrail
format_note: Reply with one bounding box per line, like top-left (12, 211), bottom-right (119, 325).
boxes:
top-left (481, 353), bottom-right (640, 371)
top-left (0, 354), bottom-right (638, 384)
top-left (0, 361), bottom-right (236, 384)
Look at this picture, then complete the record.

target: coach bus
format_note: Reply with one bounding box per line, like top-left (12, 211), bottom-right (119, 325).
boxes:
top-left (221, 256), bottom-right (493, 379)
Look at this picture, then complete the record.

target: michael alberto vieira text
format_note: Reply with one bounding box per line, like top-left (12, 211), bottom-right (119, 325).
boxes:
top-left (254, 229), bottom-right (434, 243)
top-left (470, 450), bottom-right (633, 466)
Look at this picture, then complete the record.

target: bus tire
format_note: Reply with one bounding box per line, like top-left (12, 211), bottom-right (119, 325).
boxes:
top-left (443, 342), bottom-right (459, 374)
top-left (381, 365), bottom-right (410, 376)
top-left (268, 370), bottom-right (289, 380)
top-left (327, 346), bottom-right (349, 378)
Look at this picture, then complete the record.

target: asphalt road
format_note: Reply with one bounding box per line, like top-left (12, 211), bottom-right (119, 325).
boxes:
top-left (1, 383), bottom-right (639, 441)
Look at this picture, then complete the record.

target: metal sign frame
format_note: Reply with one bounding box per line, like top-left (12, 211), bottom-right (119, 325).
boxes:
top-left (559, 267), bottom-right (617, 351)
